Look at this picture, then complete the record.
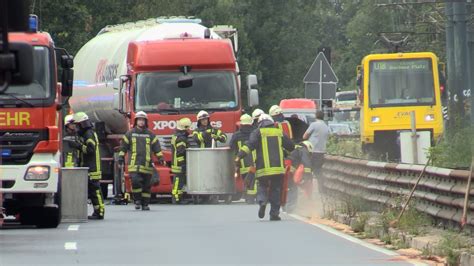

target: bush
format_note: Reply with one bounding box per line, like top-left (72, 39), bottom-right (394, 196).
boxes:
top-left (429, 125), bottom-right (473, 169)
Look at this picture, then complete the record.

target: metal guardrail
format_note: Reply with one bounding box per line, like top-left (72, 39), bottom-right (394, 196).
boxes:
top-left (321, 155), bottom-right (473, 228)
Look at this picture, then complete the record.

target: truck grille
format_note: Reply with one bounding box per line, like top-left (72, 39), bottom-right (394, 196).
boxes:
top-left (0, 130), bottom-right (47, 165)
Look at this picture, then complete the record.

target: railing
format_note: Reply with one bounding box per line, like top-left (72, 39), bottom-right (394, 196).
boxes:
top-left (321, 155), bottom-right (473, 229)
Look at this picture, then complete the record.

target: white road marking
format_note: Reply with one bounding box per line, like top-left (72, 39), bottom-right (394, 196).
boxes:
top-left (289, 214), bottom-right (428, 266)
top-left (64, 242), bottom-right (77, 250)
top-left (67, 225), bottom-right (80, 231)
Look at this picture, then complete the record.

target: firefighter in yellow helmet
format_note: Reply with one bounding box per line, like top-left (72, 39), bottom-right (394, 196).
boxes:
top-left (192, 110), bottom-right (227, 148)
top-left (118, 111), bottom-right (163, 211)
top-left (229, 114), bottom-right (257, 203)
top-left (63, 114), bottom-right (80, 168)
top-left (171, 117), bottom-right (192, 203)
top-left (269, 105), bottom-right (293, 139)
top-left (236, 114), bottom-right (295, 221)
top-left (69, 112), bottom-right (105, 220)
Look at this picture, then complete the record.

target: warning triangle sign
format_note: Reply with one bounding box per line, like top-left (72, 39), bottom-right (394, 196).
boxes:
top-left (303, 52), bottom-right (338, 83)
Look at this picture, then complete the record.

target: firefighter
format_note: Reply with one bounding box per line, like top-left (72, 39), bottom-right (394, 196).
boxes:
top-left (236, 114), bottom-right (295, 221)
top-left (192, 110), bottom-right (227, 148)
top-left (118, 111), bottom-right (163, 211)
top-left (70, 112), bottom-right (105, 220)
top-left (269, 105), bottom-right (293, 139)
top-left (229, 114), bottom-right (257, 203)
top-left (251, 108), bottom-right (264, 128)
top-left (285, 141), bottom-right (313, 213)
top-left (63, 114), bottom-right (80, 167)
top-left (171, 117), bottom-right (192, 203)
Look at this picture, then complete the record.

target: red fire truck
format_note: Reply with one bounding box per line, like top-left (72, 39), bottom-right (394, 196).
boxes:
top-left (0, 15), bottom-right (74, 228)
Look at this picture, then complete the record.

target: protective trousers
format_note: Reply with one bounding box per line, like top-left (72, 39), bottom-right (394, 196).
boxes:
top-left (88, 180), bottom-right (104, 217)
top-left (130, 172), bottom-right (152, 206)
top-left (172, 174), bottom-right (186, 202)
top-left (257, 174), bottom-right (283, 217)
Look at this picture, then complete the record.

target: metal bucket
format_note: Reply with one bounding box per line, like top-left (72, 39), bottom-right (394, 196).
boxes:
top-left (60, 167), bottom-right (89, 223)
top-left (186, 148), bottom-right (235, 194)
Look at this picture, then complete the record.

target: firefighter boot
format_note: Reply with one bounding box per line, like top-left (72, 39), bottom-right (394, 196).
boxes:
top-left (142, 198), bottom-right (150, 211)
top-left (270, 215), bottom-right (281, 221)
top-left (88, 210), bottom-right (104, 220)
top-left (134, 200), bottom-right (141, 210)
top-left (258, 202), bottom-right (266, 219)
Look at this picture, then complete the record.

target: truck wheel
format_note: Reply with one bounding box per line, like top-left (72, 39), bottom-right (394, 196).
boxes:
top-left (19, 208), bottom-right (37, 226)
top-left (36, 207), bottom-right (60, 228)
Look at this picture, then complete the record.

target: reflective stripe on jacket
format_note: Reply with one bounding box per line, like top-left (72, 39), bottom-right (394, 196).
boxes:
top-left (78, 129), bottom-right (102, 180)
top-left (238, 125), bottom-right (294, 178)
top-left (192, 126), bottom-right (227, 148)
top-left (229, 126), bottom-right (254, 174)
top-left (171, 131), bottom-right (189, 174)
top-left (119, 128), bottom-right (163, 174)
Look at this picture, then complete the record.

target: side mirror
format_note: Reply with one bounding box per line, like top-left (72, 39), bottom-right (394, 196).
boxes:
top-left (113, 92), bottom-right (120, 110)
top-left (249, 89), bottom-right (259, 107)
top-left (7, 42), bottom-right (34, 85)
top-left (61, 68), bottom-right (74, 97)
top-left (247, 74), bottom-right (258, 88)
top-left (178, 75), bottom-right (193, 88)
top-left (113, 78), bottom-right (120, 90)
top-left (116, 75), bottom-right (130, 114)
top-left (247, 74), bottom-right (258, 107)
top-left (60, 54), bottom-right (74, 69)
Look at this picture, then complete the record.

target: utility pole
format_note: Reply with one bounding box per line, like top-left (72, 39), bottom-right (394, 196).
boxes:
top-left (452, 1), bottom-right (469, 122)
top-left (445, 2), bottom-right (455, 129)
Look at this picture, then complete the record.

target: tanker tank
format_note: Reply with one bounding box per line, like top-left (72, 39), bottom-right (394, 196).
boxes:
top-left (70, 17), bottom-right (220, 134)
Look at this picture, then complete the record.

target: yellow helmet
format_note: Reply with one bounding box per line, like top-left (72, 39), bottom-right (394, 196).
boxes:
top-left (73, 112), bottom-right (89, 123)
top-left (251, 108), bottom-right (264, 120)
top-left (269, 105), bottom-right (282, 116)
top-left (240, 114), bottom-right (253, 125)
top-left (64, 114), bottom-right (74, 125)
top-left (177, 117), bottom-right (192, 130)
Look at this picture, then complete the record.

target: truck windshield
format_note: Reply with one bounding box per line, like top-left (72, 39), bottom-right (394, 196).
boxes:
top-left (368, 59), bottom-right (435, 107)
top-left (135, 71), bottom-right (238, 112)
top-left (0, 46), bottom-right (52, 101)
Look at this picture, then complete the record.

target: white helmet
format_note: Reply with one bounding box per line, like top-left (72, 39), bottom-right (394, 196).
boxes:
top-left (64, 114), bottom-right (74, 125)
top-left (197, 110), bottom-right (209, 120)
top-left (269, 105), bottom-right (282, 116)
top-left (258, 113), bottom-right (274, 123)
top-left (135, 111), bottom-right (148, 120)
top-left (252, 108), bottom-right (264, 120)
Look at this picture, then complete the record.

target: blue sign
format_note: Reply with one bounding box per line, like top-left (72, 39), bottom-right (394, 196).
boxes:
top-left (1, 149), bottom-right (12, 157)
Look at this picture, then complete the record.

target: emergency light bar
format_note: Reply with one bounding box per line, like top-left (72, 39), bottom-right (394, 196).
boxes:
top-left (29, 14), bottom-right (38, 32)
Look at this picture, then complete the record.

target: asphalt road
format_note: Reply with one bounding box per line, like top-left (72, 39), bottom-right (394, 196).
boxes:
top-left (0, 202), bottom-right (421, 266)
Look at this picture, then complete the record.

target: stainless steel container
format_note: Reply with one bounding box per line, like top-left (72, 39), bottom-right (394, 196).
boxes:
top-left (60, 167), bottom-right (89, 223)
top-left (186, 147), bottom-right (235, 194)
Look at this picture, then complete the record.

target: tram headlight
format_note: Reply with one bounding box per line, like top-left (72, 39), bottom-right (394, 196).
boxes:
top-left (371, 116), bottom-right (380, 123)
top-left (425, 114), bottom-right (435, 121)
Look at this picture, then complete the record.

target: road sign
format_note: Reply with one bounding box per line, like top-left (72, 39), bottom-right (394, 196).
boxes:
top-left (304, 83), bottom-right (336, 100)
top-left (303, 52), bottom-right (338, 83)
